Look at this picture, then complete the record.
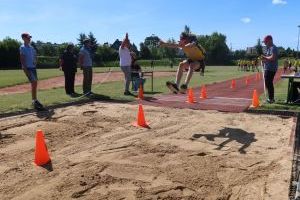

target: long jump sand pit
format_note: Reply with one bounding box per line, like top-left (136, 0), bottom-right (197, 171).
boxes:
top-left (0, 102), bottom-right (294, 200)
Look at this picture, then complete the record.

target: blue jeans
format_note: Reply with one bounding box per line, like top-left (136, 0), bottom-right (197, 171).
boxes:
top-left (121, 66), bottom-right (131, 92)
top-left (132, 77), bottom-right (146, 91)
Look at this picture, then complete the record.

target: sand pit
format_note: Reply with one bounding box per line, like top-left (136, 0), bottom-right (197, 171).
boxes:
top-left (0, 102), bottom-right (294, 200)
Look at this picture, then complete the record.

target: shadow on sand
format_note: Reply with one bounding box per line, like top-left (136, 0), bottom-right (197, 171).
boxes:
top-left (191, 127), bottom-right (257, 154)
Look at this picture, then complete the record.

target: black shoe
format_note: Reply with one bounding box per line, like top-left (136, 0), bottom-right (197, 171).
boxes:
top-left (166, 81), bottom-right (179, 94)
top-left (266, 99), bottom-right (275, 104)
top-left (84, 91), bottom-right (94, 97)
top-left (179, 84), bottom-right (188, 93)
top-left (33, 100), bottom-right (46, 111)
top-left (124, 91), bottom-right (133, 96)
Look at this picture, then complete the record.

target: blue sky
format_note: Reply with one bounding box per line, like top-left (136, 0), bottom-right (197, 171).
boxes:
top-left (0, 0), bottom-right (299, 50)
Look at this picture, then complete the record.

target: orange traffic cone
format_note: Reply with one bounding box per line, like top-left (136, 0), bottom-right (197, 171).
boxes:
top-left (186, 88), bottom-right (196, 103)
top-left (251, 89), bottom-right (260, 108)
top-left (132, 104), bottom-right (149, 128)
top-left (34, 130), bottom-right (51, 166)
top-left (137, 84), bottom-right (144, 100)
top-left (200, 85), bottom-right (207, 99)
top-left (230, 79), bottom-right (236, 89)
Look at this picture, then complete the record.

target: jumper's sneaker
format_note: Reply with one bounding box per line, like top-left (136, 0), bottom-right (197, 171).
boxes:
top-left (166, 81), bottom-right (179, 94)
top-left (32, 100), bottom-right (46, 111)
top-left (180, 84), bottom-right (188, 93)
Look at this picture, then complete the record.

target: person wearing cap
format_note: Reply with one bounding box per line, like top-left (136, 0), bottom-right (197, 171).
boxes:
top-left (79, 38), bottom-right (93, 96)
top-left (19, 33), bottom-right (45, 111)
top-left (119, 33), bottom-right (134, 95)
top-left (160, 32), bottom-right (206, 93)
top-left (261, 35), bottom-right (278, 104)
top-left (59, 43), bottom-right (78, 97)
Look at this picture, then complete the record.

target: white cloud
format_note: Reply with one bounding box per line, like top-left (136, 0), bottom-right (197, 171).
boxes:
top-left (241, 17), bottom-right (251, 24)
top-left (272, 0), bottom-right (287, 5)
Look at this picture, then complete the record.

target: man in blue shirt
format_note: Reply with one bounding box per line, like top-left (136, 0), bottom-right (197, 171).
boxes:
top-left (262, 35), bottom-right (278, 104)
top-left (19, 33), bottom-right (45, 111)
top-left (79, 39), bottom-right (93, 96)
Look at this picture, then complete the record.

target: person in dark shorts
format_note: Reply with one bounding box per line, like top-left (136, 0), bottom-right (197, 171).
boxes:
top-left (160, 32), bottom-right (206, 93)
top-left (59, 43), bottom-right (78, 97)
top-left (19, 32), bottom-right (45, 111)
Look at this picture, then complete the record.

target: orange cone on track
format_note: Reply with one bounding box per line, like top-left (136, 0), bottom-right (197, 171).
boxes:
top-left (132, 104), bottom-right (149, 128)
top-left (137, 84), bottom-right (144, 100)
top-left (200, 85), bottom-right (207, 99)
top-left (186, 88), bottom-right (196, 103)
top-left (251, 89), bottom-right (260, 108)
top-left (230, 79), bottom-right (236, 89)
top-left (34, 130), bottom-right (51, 166)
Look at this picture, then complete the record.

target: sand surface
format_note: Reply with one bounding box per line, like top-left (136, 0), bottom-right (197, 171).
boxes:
top-left (0, 102), bottom-right (294, 200)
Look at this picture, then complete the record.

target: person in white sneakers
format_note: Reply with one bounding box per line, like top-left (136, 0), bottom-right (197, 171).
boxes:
top-left (19, 32), bottom-right (45, 111)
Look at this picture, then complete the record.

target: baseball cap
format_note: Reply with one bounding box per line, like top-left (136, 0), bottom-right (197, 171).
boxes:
top-left (21, 32), bottom-right (32, 39)
top-left (263, 35), bottom-right (272, 43)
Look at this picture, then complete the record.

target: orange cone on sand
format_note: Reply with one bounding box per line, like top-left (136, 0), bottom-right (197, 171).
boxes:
top-left (132, 104), bottom-right (149, 128)
top-left (186, 88), bottom-right (196, 103)
top-left (200, 85), bottom-right (207, 99)
top-left (34, 130), bottom-right (51, 166)
top-left (230, 79), bottom-right (236, 89)
top-left (138, 84), bottom-right (144, 100)
top-left (251, 89), bottom-right (260, 108)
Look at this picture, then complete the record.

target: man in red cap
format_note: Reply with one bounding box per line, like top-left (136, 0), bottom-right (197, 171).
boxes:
top-left (261, 35), bottom-right (278, 104)
top-left (19, 32), bottom-right (45, 111)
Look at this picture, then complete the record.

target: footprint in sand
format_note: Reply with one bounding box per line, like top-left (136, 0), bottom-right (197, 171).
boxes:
top-left (82, 110), bottom-right (98, 116)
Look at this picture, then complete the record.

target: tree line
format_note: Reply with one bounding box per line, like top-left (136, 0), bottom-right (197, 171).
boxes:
top-left (0, 26), bottom-right (297, 69)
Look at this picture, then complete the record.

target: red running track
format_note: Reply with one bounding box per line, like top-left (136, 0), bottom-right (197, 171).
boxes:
top-left (140, 69), bottom-right (283, 113)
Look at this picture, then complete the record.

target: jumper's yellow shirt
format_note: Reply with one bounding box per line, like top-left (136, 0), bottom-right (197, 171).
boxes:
top-left (182, 45), bottom-right (205, 61)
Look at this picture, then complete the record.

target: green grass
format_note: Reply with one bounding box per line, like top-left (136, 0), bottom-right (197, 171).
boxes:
top-left (0, 66), bottom-right (176, 88)
top-left (0, 66), bottom-right (256, 114)
top-left (259, 78), bottom-right (300, 112)
top-left (0, 69), bottom-right (63, 88)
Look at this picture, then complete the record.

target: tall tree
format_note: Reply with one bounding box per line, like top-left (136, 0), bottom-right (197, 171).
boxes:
top-left (0, 37), bottom-right (21, 68)
top-left (255, 38), bottom-right (263, 56)
top-left (183, 25), bottom-right (191, 34)
top-left (139, 42), bottom-right (151, 59)
top-left (77, 33), bottom-right (87, 47)
top-left (144, 34), bottom-right (160, 48)
top-left (88, 32), bottom-right (98, 54)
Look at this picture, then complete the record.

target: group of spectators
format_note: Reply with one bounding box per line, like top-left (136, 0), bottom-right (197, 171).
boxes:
top-left (19, 32), bottom-right (145, 111)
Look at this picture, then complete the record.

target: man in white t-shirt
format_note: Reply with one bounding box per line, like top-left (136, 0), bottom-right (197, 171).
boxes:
top-left (119, 33), bottom-right (133, 95)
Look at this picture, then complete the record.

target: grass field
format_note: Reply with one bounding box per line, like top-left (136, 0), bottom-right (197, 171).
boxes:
top-left (1, 65), bottom-right (298, 114)
top-left (0, 66), bottom-right (258, 113)
top-left (0, 66), bottom-right (178, 88)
